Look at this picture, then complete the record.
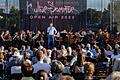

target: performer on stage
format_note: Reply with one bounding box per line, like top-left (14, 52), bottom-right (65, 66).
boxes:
top-left (47, 23), bottom-right (57, 49)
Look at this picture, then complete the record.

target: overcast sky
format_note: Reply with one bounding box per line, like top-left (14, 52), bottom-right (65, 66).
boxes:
top-left (87, 0), bottom-right (111, 11)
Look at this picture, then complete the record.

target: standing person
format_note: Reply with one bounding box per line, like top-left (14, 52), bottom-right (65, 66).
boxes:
top-left (47, 23), bottom-right (57, 49)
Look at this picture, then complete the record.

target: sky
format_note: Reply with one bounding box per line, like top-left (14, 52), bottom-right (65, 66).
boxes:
top-left (87, 0), bottom-right (111, 11)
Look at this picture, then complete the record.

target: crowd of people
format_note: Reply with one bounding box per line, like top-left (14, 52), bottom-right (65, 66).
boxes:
top-left (0, 23), bottom-right (119, 80)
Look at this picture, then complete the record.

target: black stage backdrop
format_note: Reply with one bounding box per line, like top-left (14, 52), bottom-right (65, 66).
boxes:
top-left (19, 0), bottom-right (87, 31)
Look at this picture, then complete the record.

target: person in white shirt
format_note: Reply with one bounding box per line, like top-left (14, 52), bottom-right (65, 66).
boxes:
top-left (47, 23), bottom-right (57, 49)
top-left (33, 50), bottom-right (51, 74)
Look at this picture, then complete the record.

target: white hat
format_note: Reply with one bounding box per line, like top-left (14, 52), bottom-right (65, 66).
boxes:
top-left (13, 51), bottom-right (23, 60)
top-left (115, 44), bottom-right (120, 49)
top-left (38, 45), bottom-right (43, 50)
top-left (23, 59), bottom-right (32, 65)
top-left (13, 51), bottom-right (20, 57)
top-left (86, 43), bottom-right (91, 48)
top-left (47, 49), bottom-right (52, 57)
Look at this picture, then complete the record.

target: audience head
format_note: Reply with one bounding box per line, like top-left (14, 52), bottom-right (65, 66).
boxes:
top-left (51, 60), bottom-right (64, 74)
top-left (41, 48), bottom-right (47, 57)
top-left (21, 60), bottom-right (33, 77)
top-left (37, 50), bottom-right (44, 61)
top-left (59, 75), bottom-right (74, 80)
top-left (115, 44), bottom-right (120, 50)
top-left (36, 70), bottom-right (48, 80)
top-left (21, 45), bottom-right (26, 50)
top-left (38, 46), bottom-right (44, 50)
top-left (0, 46), bottom-right (4, 52)
top-left (81, 43), bottom-right (85, 49)
top-left (61, 45), bottom-right (66, 50)
top-left (106, 71), bottom-right (120, 80)
top-left (51, 50), bottom-right (57, 60)
top-left (76, 44), bottom-right (83, 55)
top-left (86, 43), bottom-right (91, 50)
top-left (67, 47), bottom-right (72, 55)
top-left (84, 62), bottom-right (94, 76)
top-left (26, 45), bottom-right (31, 50)
top-left (47, 50), bottom-right (52, 57)
top-left (113, 48), bottom-right (119, 55)
top-left (87, 52), bottom-right (92, 58)
top-left (76, 53), bottom-right (85, 67)
top-left (24, 52), bottom-right (30, 60)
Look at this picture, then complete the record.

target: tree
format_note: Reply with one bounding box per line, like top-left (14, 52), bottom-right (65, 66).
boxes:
top-left (8, 6), bottom-right (20, 29)
top-left (101, 8), bottom-right (110, 25)
top-left (87, 8), bottom-right (102, 24)
top-left (113, 0), bottom-right (120, 32)
top-left (0, 9), bottom-right (4, 14)
top-left (0, 9), bottom-right (5, 30)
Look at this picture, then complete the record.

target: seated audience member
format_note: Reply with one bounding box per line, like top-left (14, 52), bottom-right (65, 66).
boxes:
top-left (51, 50), bottom-right (58, 62)
top-left (11, 61), bottom-right (22, 80)
top-left (26, 45), bottom-right (33, 57)
top-left (44, 49), bottom-right (52, 64)
top-left (59, 56), bottom-right (71, 75)
top-left (106, 71), bottom-right (120, 80)
top-left (22, 52), bottom-right (30, 61)
top-left (60, 45), bottom-right (68, 57)
top-left (115, 44), bottom-right (120, 50)
top-left (67, 47), bottom-right (72, 56)
top-left (33, 50), bottom-right (51, 74)
top-left (7, 51), bottom-right (22, 73)
top-left (0, 52), bottom-right (5, 63)
top-left (91, 45), bottom-right (97, 58)
top-left (9, 51), bottom-right (23, 62)
top-left (112, 58), bottom-right (120, 71)
top-left (72, 45), bottom-right (91, 80)
top-left (70, 49), bottom-right (77, 66)
top-left (105, 44), bottom-right (113, 57)
top-left (59, 75), bottom-right (75, 80)
top-left (97, 48), bottom-right (110, 62)
top-left (36, 70), bottom-right (48, 80)
top-left (94, 46), bottom-right (101, 58)
top-left (85, 52), bottom-right (96, 63)
top-left (21, 60), bottom-right (34, 80)
top-left (32, 51), bottom-right (39, 64)
top-left (85, 44), bottom-right (94, 58)
top-left (20, 45), bottom-right (26, 55)
top-left (111, 48), bottom-right (120, 64)
top-left (84, 62), bottom-right (95, 80)
top-left (0, 52), bottom-right (6, 78)
top-left (66, 47), bottom-right (73, 63)
top-left (50, 61), bottom-right (64, 80)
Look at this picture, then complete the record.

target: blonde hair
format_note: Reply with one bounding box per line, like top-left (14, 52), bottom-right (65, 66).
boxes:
top-left (106, 71), bottom-right (120, 80)
top-left (59, 75), bottom-right (74, 80)
top-left (51, 61), bottom-right (64, 74)
top-left (0, 52), bottom-right (4, 59)
top-left (84, 62), bottom-right (95, 76)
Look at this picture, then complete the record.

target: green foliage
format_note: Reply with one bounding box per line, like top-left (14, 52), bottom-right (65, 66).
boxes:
top-left (86, 7), bottom-right (110, 26)
top-left (114, 0), bottom-right (120, 31)
top-left (87, 8), bottom-right (102, 24)
top-left (102, 9), bottom-right (110, 25)
top-left (0, 9), bottom-right (4, 14)
top-left (8, 6), bottom-right (20, 26)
